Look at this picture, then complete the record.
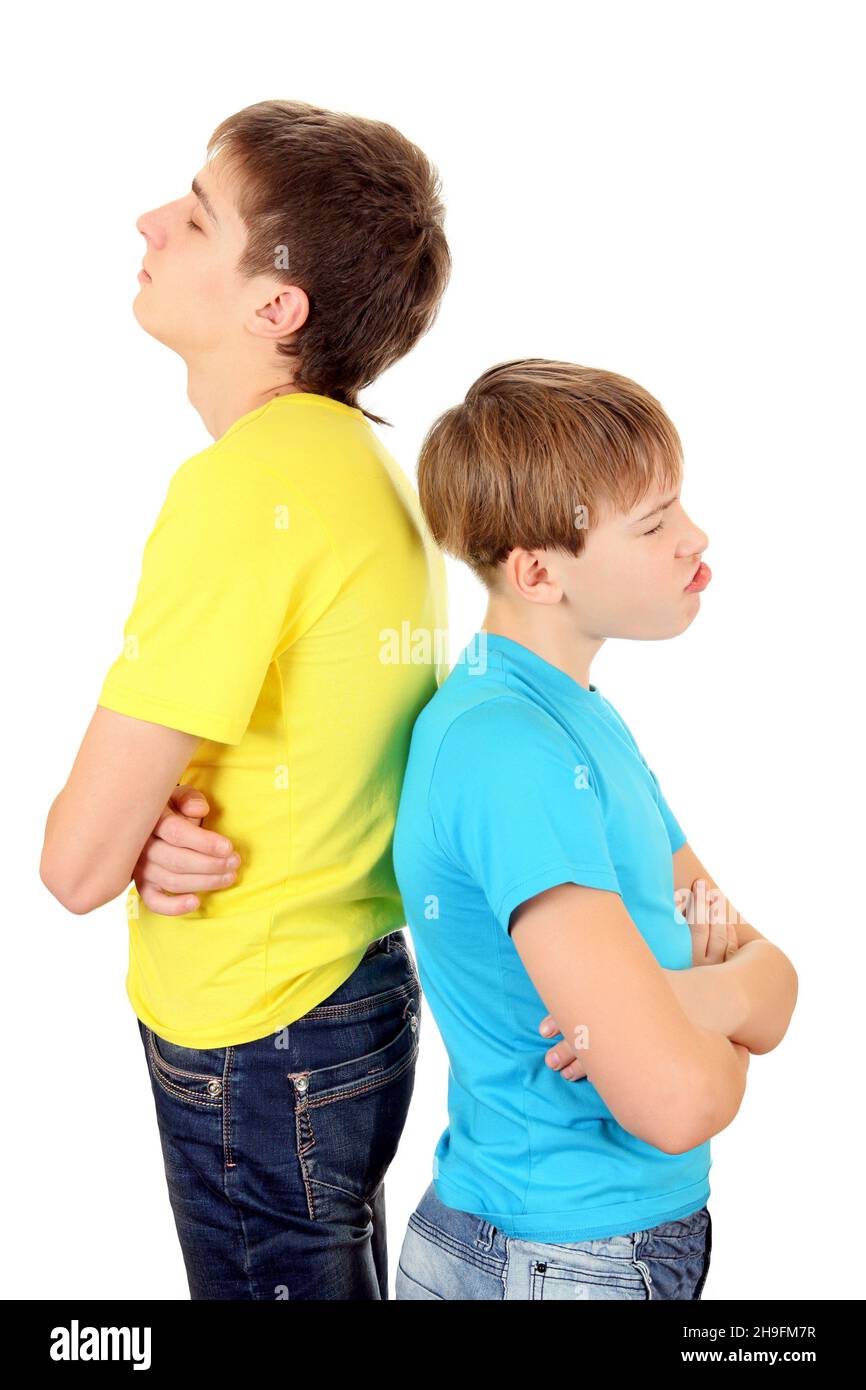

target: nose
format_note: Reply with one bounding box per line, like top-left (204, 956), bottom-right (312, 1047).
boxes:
top-left (136, 196), bottom-right (181, 249)
top-left (681, 512), bottom-right (709, 558)
top-left (136, 208), bottom-right (162, 248)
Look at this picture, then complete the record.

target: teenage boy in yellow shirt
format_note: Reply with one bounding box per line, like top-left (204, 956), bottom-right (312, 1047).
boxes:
top-left (40, 100), bottom-right (450, 1301)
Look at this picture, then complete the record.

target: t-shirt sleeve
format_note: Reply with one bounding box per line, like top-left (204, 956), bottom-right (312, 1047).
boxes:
top-left (428, 699), bottom-right (622, 935)
top-left (640, 756), bottom-right (687, 853)
top-left (97, 445), bottom-right (340, 745)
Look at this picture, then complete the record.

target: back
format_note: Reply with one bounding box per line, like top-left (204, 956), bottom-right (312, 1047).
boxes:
top-left (99, 392), bottom-right (448, 1047)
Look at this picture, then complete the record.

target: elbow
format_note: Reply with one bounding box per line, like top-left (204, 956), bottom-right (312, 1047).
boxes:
top-left (653, 1103), bottom-right (717, 1156)
top-left (40, 852), bottom-right (116, 916)
top-left (656, 1050), bottom-right (749, 1153)
top-left (639, 1108), bottom-right (709, 1156)
top-left (654, 1115), bottom-right (713, 1156)
top-left (40, 868), bottom-right (93, 916)
top-left (613, 1098), bottom-right (708, 1157)
top-left (633, 1060), bottom-right (725, 1156)
top-left (783, 960), bottom-right (799, 1029)
top-left (40, 825), bottom-right (81, 913)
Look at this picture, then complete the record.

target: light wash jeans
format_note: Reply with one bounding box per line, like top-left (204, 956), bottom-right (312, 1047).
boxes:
top-left (396, 1181), bottom-right (712, 1300)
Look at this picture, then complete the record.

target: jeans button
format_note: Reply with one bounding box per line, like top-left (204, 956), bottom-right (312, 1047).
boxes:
top-left (206, 1079), bottom-right (222, 1097)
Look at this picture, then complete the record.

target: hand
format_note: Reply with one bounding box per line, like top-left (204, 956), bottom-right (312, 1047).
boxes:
top-left (538, 1014), bottom-right (589, 1082)
top-left (683, 877), bottom-right (739, 966)
top-left (132, 784), bottom-right (241, 916)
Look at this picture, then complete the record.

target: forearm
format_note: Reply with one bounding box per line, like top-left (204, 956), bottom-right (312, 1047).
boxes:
top-left (40, 791), bottom-right (95, 912)
top-left (719, 940), bottom-right (798, 1053)
top-left (41, 787), bottom-right (134, 913)
top-left (40, 710), bottom-right (200, 915)
top-left (671, 1028), bottom-right (750, 1150)
top-left (666, 941), bottom-right (798, 1054)
top-left (664, 961), bottom-right (746, 1039)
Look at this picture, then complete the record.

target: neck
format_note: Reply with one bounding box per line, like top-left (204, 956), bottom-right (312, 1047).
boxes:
top-left (185, 357), bottom-right (303, 441)
top-left (480, 596), bottom-right (605, 691)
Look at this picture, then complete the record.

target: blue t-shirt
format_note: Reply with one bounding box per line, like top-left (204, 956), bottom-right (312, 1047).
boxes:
top-left (392, 630), bottom-right (711, 1243)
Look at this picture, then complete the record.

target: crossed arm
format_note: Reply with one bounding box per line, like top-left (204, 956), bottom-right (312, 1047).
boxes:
top-left (540, 840), bottom-right (799, 1082)
top-left (668, 840), bottom-right (798, 1055)
top-left (42, 713), bottom-right (797, 1087)
top-left (40, 707), bottom-right (232, 914)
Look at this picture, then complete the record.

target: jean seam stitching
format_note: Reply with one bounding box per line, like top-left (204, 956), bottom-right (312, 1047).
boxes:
top-left (304, 1039), bottom-right (419, 1109)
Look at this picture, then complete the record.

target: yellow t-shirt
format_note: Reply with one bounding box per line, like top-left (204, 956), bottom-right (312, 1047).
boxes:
top-left (98, 392), bottom-right (449, 1047)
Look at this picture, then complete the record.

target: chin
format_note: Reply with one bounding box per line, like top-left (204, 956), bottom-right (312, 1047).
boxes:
top-left (131, 295), bottom-right (152, 331)
top-left (676, 600), bottom-right (700, 633)
top-left (634, 606), bottom-right (700, 639)
top-left (132, 303), bottom-right (175, 350)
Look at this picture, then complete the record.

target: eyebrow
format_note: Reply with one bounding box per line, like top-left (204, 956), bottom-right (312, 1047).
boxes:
top-left (191, 177), bottom-right (219, 227)
top-left (632, 492), bottom-right (680, 525)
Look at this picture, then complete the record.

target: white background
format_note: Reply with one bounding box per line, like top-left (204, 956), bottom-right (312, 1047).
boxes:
top-left (3, 0), bottom-right (863, 1301)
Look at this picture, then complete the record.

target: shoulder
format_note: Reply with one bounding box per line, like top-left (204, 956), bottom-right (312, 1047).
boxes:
top-left (430, 694), bottom-right (585, 786)
top-left (169, 436), bottom-right (284, 502)
top-left (163, 436), bottom-right (333, 552)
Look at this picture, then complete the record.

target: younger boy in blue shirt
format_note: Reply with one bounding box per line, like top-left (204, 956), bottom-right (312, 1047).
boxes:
top-left (392, 359), bottom-right (797, 1300)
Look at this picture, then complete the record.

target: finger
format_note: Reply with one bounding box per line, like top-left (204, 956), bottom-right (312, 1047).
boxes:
top-left (538, 1014), bottom-right (562, 1039)
top-left (544, 1043), bottom-right (578, 1071)
top-left (725, 921), bottom-right (740, 958)
top-left (704, 886), bottom-right (731, 961)
top-left (154, 811), bottom-right (235, 858)
top-left (706, 922), bottom-right (729, 962)
top-left (139, 837), bottom-right (241, 876)
top-left (689, 920), bottom-right (711, 962)
top-left (691, 877), bottom-right (713, 921)
top-left (137, 865), bottom-right (237, 895)
top-left (559, 1064), bottom-right (587, 1082)
top-left (169, 784), bottom-right (210, 818)
top-left (137, 879), bottom-right (201, 915)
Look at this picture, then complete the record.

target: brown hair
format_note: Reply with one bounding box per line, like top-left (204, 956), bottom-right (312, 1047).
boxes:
top-left (417, 359), bottom-right (684, 586)
top-left (206, 100), bottom-right (451, 427)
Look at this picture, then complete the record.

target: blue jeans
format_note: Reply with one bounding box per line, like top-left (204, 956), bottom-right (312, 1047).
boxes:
top-left (138, 930), bottom-right (421, 1300)
top-left (396, 1182), bottom-right (712, 1300)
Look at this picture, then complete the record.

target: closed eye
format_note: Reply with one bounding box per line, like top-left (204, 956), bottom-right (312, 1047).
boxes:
top-left (644, 520), bottom-right (664, 535)
top-left (187, 218), bottom-right (202, 231)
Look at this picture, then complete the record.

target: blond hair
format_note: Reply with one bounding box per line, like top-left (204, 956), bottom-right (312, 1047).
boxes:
top-left (417, 359), bottom-right (683, 585)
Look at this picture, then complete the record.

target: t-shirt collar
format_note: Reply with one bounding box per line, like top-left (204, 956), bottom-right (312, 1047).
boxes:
top-left (461, 630), bottom-right (611, 714)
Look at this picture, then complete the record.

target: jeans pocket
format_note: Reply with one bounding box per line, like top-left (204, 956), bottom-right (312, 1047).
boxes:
top-left (143, 1026), bottom-right (228, 1109)
top-left (528, 1254), bottom-right (650, 1301)
top-left (287, 990), bottom-right (420, 1221)
top-left (395, 1260), bottom-right (446, 1300)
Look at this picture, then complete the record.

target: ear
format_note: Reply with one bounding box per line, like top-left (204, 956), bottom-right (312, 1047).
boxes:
top-left (508, 548), bottom-right (564, 604)
top-left (251, 284), bottom-right (309, 338)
